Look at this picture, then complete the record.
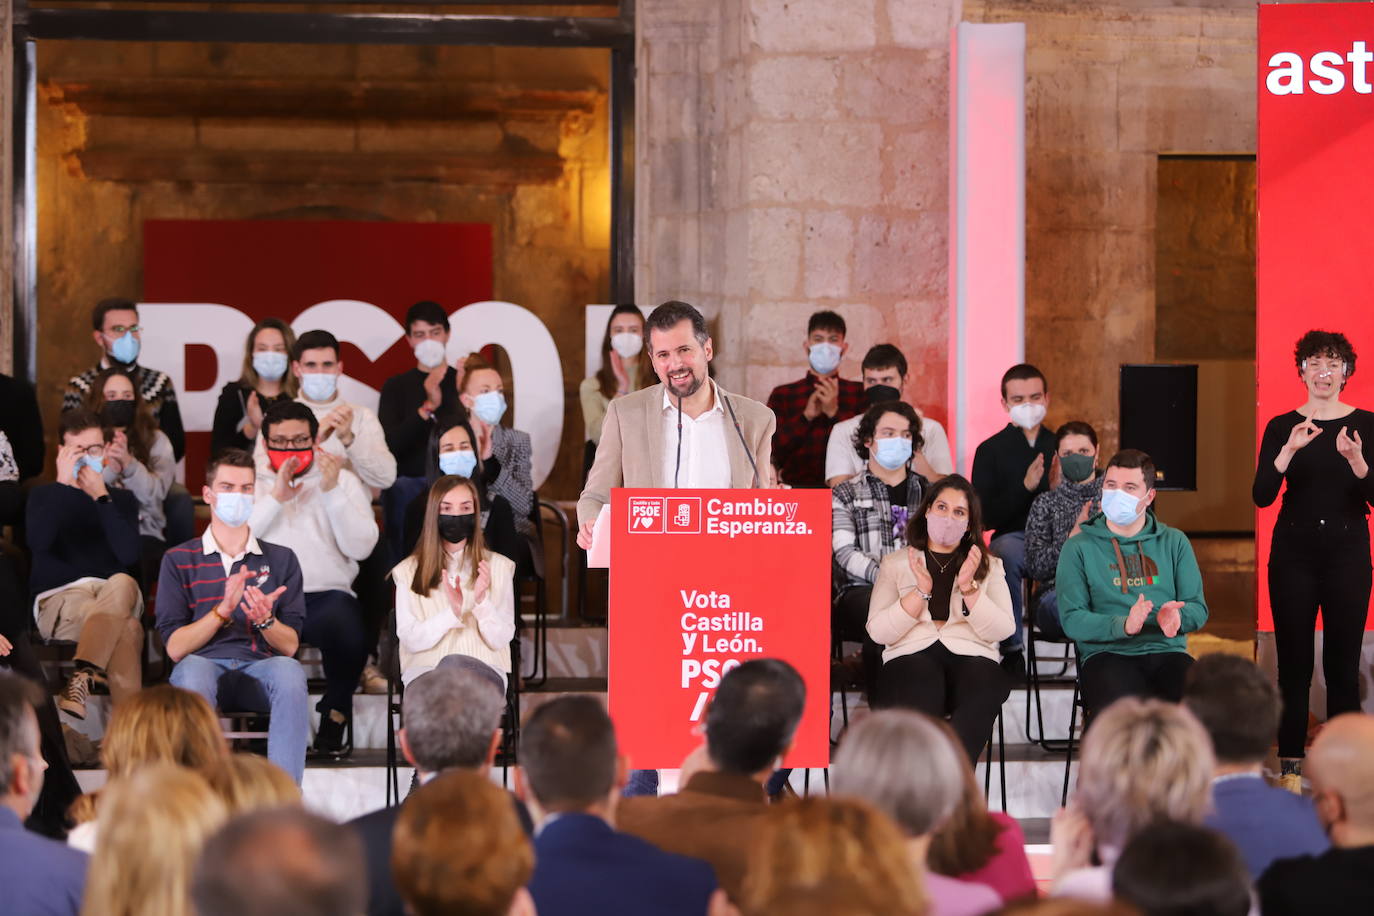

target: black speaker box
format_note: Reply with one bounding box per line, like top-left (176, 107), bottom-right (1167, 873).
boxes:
top-left (1118, 364), bottom-right (1197, 491)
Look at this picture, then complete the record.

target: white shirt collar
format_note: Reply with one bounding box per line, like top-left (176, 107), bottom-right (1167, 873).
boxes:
top-left (662, 380), bottom-right (723, 416)
top-left (202, 526), bottom-right (263, 560)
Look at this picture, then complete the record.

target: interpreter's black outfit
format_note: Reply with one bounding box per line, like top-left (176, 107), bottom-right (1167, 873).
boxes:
top-left (1254, 408), bottom-right (1374, 759)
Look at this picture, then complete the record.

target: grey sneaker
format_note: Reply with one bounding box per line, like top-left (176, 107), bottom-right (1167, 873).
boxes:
top-left (59, 669), bottom-right (95, 719)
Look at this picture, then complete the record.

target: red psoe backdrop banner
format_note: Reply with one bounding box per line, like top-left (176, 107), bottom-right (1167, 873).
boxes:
top-left (608, 488), bottom-right (832, 769)
top-left (1258, 3), bottom-right (1374, 631)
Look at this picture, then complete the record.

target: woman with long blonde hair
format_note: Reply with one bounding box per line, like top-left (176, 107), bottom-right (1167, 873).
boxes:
top-left (67, 685), bottom-right (228, 851)
top-left (81, 763), bottom-right (229, 916)
top-left (391, 474), bottom-right (516, 689)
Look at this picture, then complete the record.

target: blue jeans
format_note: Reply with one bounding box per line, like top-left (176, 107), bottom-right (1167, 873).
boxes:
top-left (170, 654), bottom-right (309, 784)
top-left (990, 531), bottom-right (1026, 653)
top-left (624, 769), bottom-right (660, 797)
top-left (1034, 587), bottom-right (1065, 640)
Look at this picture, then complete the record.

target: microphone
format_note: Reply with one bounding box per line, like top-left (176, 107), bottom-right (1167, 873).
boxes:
top-left (674, 392), bottom-right (683, 489)
top-left (724, 394), bottom-right (762, 488)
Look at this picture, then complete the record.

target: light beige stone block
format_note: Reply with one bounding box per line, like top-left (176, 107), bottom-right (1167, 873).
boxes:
top-left (750, 0), bottom-right (878, 53)
top-left (803, 211), bottom-right (855, 299)
top-left (748, 56), bottom-right (840, 121)
top-left (747, 122), bottom-right (884, 207)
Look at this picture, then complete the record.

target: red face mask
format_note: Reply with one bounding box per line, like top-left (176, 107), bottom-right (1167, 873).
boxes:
top-left (266, 447), bottom-right (314, 478)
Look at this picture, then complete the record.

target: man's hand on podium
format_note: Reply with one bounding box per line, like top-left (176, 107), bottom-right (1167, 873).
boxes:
top-left (577, 518), bottom-right (595, 550)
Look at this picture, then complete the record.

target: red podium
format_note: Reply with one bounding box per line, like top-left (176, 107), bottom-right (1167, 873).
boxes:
top-left (607, 488), bottom-right (832, 769)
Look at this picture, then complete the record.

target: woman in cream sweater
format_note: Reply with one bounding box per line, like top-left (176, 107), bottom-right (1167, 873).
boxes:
top-left (868, 474), bottom-right (1016, 763)
top-left (392, 475), bottom-right (516, 689)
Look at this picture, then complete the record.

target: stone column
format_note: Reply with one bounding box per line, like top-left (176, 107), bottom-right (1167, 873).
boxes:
top-left (637, 0), bottom-right (961, 423)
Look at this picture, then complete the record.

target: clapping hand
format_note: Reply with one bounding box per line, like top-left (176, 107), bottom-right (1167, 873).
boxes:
top-left (1125, 593), bottom-right (1153, 636)
top-left (1050, 805), bottom-right (1095, 882)
top-left (1024, 453), bottom-right (1046, 491)
top-left (104, 430), bottom-right (129, 475)
top-left (245, 391), bottom-right (264, 435)
top-left (319, 403), bottom-right (355, 447)
top-left (242, 584), bottom-right (287, 625)
top-left (907, 547), bottom-right (934, 594)
top-left (956, 545), bottom-right (982, 594)
top-left (316, 448), bottom-right (343, 492)
top-left (473, 560), bottom-right (492, 604)
top-left (1157, 600), bottom-right (1184, 638)
top-left (814, 376), bottom-right (840, 418)
top-left (220, 567), bottom-right (253, 619)
top-left (610, 350), bottom-right (630, 395)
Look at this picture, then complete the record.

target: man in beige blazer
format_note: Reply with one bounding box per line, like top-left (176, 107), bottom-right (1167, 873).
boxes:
top-left (576, 300), bottom-right (776, 548)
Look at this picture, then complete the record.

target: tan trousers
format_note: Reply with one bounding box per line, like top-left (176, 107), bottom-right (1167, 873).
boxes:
top-left (36, 573), bottom-right (144, 702)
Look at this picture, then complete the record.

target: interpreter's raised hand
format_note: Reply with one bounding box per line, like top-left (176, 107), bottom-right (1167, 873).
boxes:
top-left (473, 559), bottom-right (492, 605)
top-left (220, 567), bottom-right (253, 619)
top-left (76, 464), bottom-right (109, 501)
top-left (1024, 452), bottom-right (1046, 492)
top-left (55, 444), bottom-right (81, 488)
top-left (243, 584), bottom-right (287, 625)
top-left (576, 518), bottom-right (595, 551)
top-left (1285, 417), bottom-right (1322, 453)
top-left (906, 547), bottom-right (934, 594)
top-left (1337, 426), bottom-right (1367, 473)
top-left (272, 456), bottom-right (299, 502)
top-left (956, 545), bottom-right (983, 593)
top-left (316, 448), bottom-right (343, 493)
top-left (1125, 592), bottom-right (1154, 636)
top-left (245, 391), bottom-right (264, 434)
top-left (1050, 805), bottom-right (1095, 883)
top-left (1157, 600), bottom-right (1184, 638)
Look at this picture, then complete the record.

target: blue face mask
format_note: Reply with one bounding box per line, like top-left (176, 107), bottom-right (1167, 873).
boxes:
top-left (212, 492), bottom-right (254, 528)
top-left (252, 351), bottom-right (288, 381)
top-left (873, 437), bottom-right (913, 471)
top-left (300, 372), bottom-right (338, 402)
top-left (73, 454), bottom-right (104, 481)
top-left (439, 450), bottom-right (478, 479)
top-left (109, 331), bottom-right (140, 366)
top-left (809, 342), bottom-right (842, 376)
top-left (1101, 487), bottom-right (1144, 525)
top-left (471, 390), bottom-right (507, 425)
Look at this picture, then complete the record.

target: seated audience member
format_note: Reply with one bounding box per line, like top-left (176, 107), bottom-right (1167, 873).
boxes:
top-left (157, 448), bottom-right (309, 782)
top-left (192, 807), bottom-right (367, 916)
top-left (260, 329), bottom-right (396, 491)
top-left (767, 310), bottom-right (865, 488)
top-left (84, 366), bottom-right (176, 584)
top-left (393, 769), bottom-right (536, 916)
top-left (27, 408), bottom-right (143, 720)
top-left (0, 369), bottom-right (44, 529)
top-left (393, 474), bottom-right (515, 688)
top-left (521, 695), bottom-right (717, 916)
top-left (832, 710), bottom-right (1002, 916)
top-left (379, 301), bottom-right (465, 559)
top-left (1111, 821), bottom-right (1252, 916)
top-left (737, 797), bottom-right (924, 916)
top-left (399, 417), bottom-right (522, 566)
top-left (1023, 421), bottom-right (1104, 640)
top-left (250, 401), bottom-right (378, 758)
top-left (867, 475), bottom-right (1015, 763)
top-left (971, 363), bottom-right (1058, 677)
top-left (1259, 713), bottom-right (1374, 915)
top-left (1051, 698), bottom-right (1213, 901)
top-left (211, 318), bottom-right (298, 455)
top-left (204, 754), bottom-right (301, 815)
top-left (349, 663), bottom-right (525, 916)
top-left (0, 671), bottom-right (88, 916)
top-left (64, 297), bottom-right (185, 460)
top-left (832, 400), bottom-right (929, 700)
top-left (1183, 653), bottom-right (1328, 879)
top-left (459, 354), bottom-right (536, 544)
top-left (66, 685), bottom-right (228, 853)
top-left (81, 764), bottom-right (228, 916)
top-left (927, 721), bottom-right (1037, 905)
top-left (619, 658), bottom-right (806, 901)
top-left (825, 344), bottom-right (953, 486)
top-left (1056, 449), bottom-right (1208, 717)
top-left (580, 305), bottom-right (649, 474)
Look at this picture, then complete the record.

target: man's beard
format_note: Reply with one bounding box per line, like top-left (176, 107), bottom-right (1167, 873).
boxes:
top-left (666, 371), bottom-right (704, 399)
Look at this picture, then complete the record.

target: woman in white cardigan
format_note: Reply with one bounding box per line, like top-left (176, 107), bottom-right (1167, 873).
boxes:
top-left (391, 474), bottom-right (516, 689)
top-left (868, 474), bottom-right (1016, 763)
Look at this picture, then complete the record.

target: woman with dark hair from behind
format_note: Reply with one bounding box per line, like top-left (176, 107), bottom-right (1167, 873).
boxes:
top-left (211, 318), bottom-right (298, 454)
top-left (579, 305), bottom-right (648, 477)
top-left (867, 475), bottom-right (1016, 763)
top-left (1111, 822), bottom-right (1251, 916)
top-left (398, 416), bottom-right (521, 565)
top-left (1253, 328), bottom-right (1374, 793)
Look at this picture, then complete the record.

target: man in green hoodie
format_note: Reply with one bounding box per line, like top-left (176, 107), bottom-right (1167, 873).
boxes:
top-left (1056, 448), bottom-right (1208, 717)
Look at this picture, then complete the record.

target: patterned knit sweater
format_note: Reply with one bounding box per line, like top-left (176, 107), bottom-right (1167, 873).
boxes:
top-left (1023, 471), bottom-right (1104, 588)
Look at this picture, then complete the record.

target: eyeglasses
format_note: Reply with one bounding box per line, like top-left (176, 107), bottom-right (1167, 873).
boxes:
top-left (266, 436), bottom-right (313, 449)
top-left (78, 445), bottom-right (106, 457)
top-left (105, 324), bottom-right (141, 336)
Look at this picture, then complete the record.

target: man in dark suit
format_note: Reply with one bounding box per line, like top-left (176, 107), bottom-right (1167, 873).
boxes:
top-left (617, 659), bottom-right (806, 903)
top-left (519, 696), bottom-right (718, 916)
top-left (0, 671), bottom-right (88, 916)
top-left (348, 660), bottom-right (527, 916)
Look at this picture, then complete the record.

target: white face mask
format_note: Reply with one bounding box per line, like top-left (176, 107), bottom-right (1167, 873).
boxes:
top-left (1008, 402), bottom-right (1047, 430)
top-left (610, 332), bottom-right (643, 359)
top-left (809, 342), bottom-right (842, 376)
top-left (414, 338), bottom-right (447, 370)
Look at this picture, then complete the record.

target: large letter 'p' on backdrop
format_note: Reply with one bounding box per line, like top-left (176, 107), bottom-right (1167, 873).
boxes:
top-left (608, 488), bottom-right (832, 769)
top-left (1258, 3), bottom-right (1374, 630)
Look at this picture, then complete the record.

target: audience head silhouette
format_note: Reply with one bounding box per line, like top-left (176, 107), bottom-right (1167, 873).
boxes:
top-left (519, 694), bottom-right (621, 814)
top-left (1183, 653), bottom-right (1280, 768)
top-left (704, 658), bottom-right (806, 777)
top-left (832, 709), bottom-right (964, 838)
top-left (1308, 712), bottom-right (1374, 846)
top-left (400, 666), bottom-right (505, 778)
top-left (0, 671), bottom-right (44, 820)
top-left (1111, 821), bottom-right (1251, 916)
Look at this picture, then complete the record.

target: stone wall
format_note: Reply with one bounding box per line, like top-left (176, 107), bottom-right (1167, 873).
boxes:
top-left (35, 40), bottom-right (610, 499)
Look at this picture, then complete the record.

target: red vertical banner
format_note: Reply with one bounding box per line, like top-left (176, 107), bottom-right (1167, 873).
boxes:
top-left (608, 489), bottom-right (832, 770)
top-left (1258, 3), bottom-right (1374, 631)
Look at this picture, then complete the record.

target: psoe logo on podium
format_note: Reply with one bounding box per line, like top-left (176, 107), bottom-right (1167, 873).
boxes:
top-left (665, 497), bottom-right (702, 534)
top-left (628, 497), bottom-right (666, 533)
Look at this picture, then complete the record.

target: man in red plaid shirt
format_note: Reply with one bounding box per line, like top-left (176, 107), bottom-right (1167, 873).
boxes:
top-left (766, 311), bottom-right (865, 488)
